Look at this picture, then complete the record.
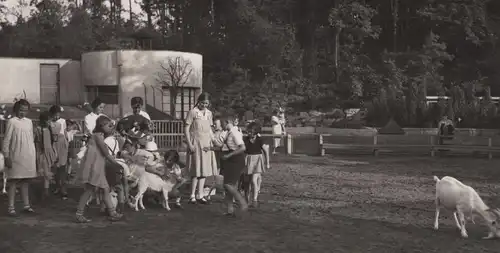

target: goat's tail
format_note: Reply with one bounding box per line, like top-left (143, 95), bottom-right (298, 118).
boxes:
top-left (433, 176), bottom-right (440, 183)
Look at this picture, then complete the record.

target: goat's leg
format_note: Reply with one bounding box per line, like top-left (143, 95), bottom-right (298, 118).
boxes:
top-left (2, 173), bottom-right (7, 194)
top-left (457, 210), bottom-right (468, 238)
top-left (162, 189), bottom-right (171, 211)
top-left (453, 212), bottom-right (462, 230)
top-left (133, 188), bottom-right (146, 211)
top-left (482, 231), bottom-right (495, 240)
top-left (139, 194), bottom-right (146, 210)
top-left (434, 206), bottom-right (440, 230)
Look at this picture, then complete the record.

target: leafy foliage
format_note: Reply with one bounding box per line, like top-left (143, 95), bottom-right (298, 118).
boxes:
top-left (1, 0), bottom-right (500, 128)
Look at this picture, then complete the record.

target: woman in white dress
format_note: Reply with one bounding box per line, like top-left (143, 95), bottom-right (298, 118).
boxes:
top-left (270, 108), bottom-right (286, 155)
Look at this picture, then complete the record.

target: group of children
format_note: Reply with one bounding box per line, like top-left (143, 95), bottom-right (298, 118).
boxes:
top-left (184, 92), bottom-right (270, 216)
top-left (1, 100), bottom-right (78, 215)
top-left (1, 93), bottom-right (271, 222)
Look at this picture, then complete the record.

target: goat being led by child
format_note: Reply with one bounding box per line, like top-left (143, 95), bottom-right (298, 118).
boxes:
top-left (433, 176), bottom-right (500, 239)
top-left (132, 154), bottom-right (183, 212)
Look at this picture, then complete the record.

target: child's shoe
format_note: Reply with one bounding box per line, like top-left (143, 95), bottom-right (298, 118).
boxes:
top-left (7, 207), bottom-right (17, 217)
top-left (107, 212), bottom-right (123, 222)
top-left (22, 206), bottom-right (35, 214)
top-left (76, 214), bottom-right (91, 223)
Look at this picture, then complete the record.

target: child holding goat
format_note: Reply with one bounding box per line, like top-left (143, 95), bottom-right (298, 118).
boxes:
top-left (136, 143), bottom-right (185, 208)
top-left (75, 116), bottom-right (123, 223)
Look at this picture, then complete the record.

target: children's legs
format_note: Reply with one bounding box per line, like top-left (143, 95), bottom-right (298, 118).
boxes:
top-left (197, 177), bottom-right (206, 199)
top-left (20, 181), bottom-right (33, 209)
top-left (102, 188), bottom-right (119, 216)
top-left (58, 166), bottom-right (68, 196)
top-left (7, 180), bottom-right (17, 212)
top-left (189, 177), bottom-right (198, 199)
top-left (251, 174), bottom-right (260, 201)
top-left (76, 184), bottom-right (94, 216)
top-left (223, 183), bottom-right (247, 212)
top-left (115, 185), bottom-right (125, 212)
top-left (43, 177), bottom-right (50, 198)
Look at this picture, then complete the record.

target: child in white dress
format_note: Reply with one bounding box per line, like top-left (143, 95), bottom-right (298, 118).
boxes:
top-left (2, 99), bottom-right (37, 216)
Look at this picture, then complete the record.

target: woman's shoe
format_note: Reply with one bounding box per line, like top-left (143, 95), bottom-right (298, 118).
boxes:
top-left (197, 197), bottom-right (208, 204)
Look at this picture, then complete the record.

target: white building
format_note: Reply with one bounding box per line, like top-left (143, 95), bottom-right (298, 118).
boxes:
top-left (0, 50), bottom-right (203, 119)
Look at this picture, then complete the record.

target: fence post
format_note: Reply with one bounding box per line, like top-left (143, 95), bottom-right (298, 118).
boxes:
top-left (319, 134), bottom-right (324, 156)
top-left (286, 134), bottom-right (292, 155)
top-left (373, 135), bottom-right (378, 156)
top-left (488, 137), bottom-right (493, 160)
top-left (430, 135), bottom-right (435, 157)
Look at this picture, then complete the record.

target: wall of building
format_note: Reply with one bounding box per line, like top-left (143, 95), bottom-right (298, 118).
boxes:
top-left (0, 57), bottom-right (82, 104)
top-left (81, 50), bottom-right (203, 118)
top-left (119, 50), bottom-right (202, 117)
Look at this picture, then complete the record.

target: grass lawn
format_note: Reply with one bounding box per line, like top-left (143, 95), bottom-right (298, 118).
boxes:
top-left (1, 155), bottom-right (500, 252)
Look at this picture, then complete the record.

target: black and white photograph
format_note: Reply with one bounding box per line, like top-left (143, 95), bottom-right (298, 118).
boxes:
top-left (0, 0), bottom-right (500, 252)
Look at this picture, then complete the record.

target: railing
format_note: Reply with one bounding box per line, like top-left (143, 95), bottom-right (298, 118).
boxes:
top-left (0, 119), bottom-right (186, 150)
top-left (318, 134), bottom-right (500, 159)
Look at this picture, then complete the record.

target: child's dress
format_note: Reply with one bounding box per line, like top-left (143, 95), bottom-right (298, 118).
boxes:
top-left (2, 117), bottom-right (37, 179)
top-left (185, 107), bottom-right (218, 177)
top-left (212, 128), bottom-right (225, 173)
top-left (36, 126), bottom-right (57, 179)
top-left (244, 135), bottom-right (266, 174)
top-left (78, 133), bottom-right (108, 189)
top-left (54, 119), bottom-right (69, 168)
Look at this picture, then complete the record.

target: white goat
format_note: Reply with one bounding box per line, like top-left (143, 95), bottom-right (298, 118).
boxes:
top-left (433, 176), bottom-right (500, 239)
top-left (132, 166), bottom-right (182, 212)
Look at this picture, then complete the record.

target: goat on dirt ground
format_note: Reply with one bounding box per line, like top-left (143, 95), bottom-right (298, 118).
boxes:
top-left (433, 176), bottom-right (500, 239)
top-left (132, 166), bottom-right (182, 212)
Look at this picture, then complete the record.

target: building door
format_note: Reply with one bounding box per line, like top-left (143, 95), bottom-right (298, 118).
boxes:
top-left (39, 64), bottom-right (60, 104)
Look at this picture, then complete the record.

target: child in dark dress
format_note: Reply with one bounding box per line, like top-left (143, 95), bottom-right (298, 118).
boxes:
top-left (243, 122), bottom-right (269, 207)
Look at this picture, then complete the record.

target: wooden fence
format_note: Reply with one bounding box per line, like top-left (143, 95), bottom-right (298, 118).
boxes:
top-left (318, 134), bottom-right (500, 159)
top-left (4, 118), bottom-right (498, 158)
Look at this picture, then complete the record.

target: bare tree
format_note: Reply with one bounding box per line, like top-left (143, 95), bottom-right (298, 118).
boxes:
top-left (156, 56), bottom-right (193, 119)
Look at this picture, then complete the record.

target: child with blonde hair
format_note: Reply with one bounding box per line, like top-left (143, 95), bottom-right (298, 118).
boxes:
top-left (75, 116), bottom-right (123, 223)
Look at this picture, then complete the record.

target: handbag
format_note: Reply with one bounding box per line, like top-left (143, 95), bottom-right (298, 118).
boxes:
top-left (105, 139), bottom-right (123, 187)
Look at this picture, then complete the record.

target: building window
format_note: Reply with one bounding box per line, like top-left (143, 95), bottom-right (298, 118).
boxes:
top-left (177, 88), bottom-right (196, 119)
top-left (86, 86), bottom-right (119, 104)
top-left (162, 87), bottom-right (197, 119)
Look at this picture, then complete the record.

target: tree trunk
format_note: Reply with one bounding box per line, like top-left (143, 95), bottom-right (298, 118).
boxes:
top-left (170, 88), bottom-right (178, 118)
top-left (391, 0), bottom-right (399, 51)
top-left (333, 27), bottom-right (341, 85)
top-left (129, 0), bottom-right (133, 21)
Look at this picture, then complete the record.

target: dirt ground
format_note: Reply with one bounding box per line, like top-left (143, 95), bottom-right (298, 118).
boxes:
top-left (1, 155), bottom-right (500, 253)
